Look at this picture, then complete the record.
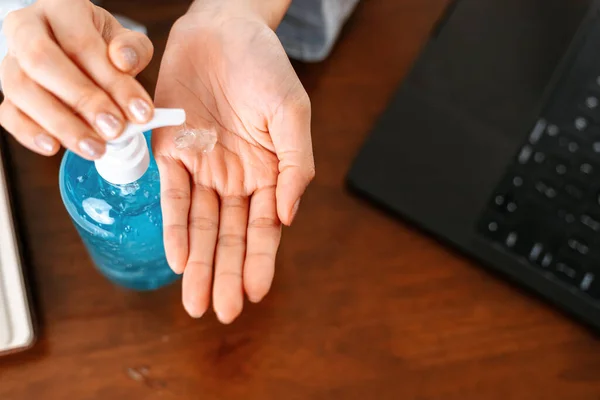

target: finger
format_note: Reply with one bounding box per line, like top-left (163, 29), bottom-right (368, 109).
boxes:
top-left (182, 184), bottom-right (219, 318)
top-left (269, 92), bottom-right (315, 225)
top-left (3, 9), bottom-right (127, 140)
top-left (0, 99), bottom-right (59, 156)
top-left (91, 7), bottom-right (153, 74)
top-left (213, 196), bottom-right (249, 324)
top-left (42, 1), bottom-right (154, 123)
top-left (156, 156), bottom-right (191, 274)
top-left (106, 28), bottom-right (154, 75)
top-left (108, 30), bottom-right (154, 75)
top-left (244, 186), bottom-right (281, 303)
top-left (1, 57), bottom-right (105, 160)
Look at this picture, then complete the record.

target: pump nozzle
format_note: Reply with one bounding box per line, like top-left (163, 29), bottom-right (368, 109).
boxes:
top-left (111, 108), bottom-right (187, 145)
top-left (95, 108), bottom-right (186, 185)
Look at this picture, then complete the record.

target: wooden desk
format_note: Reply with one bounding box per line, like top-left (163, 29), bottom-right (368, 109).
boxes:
top-left (1, 1), bottom-right (599, 398)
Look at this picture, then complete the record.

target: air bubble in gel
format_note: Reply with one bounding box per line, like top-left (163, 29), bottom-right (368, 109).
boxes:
top-left (174, 127), bottom-right (217, 153)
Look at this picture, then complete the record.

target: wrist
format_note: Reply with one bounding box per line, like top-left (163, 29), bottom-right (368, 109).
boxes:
top-left (189, 0), bottom-right (291, 30)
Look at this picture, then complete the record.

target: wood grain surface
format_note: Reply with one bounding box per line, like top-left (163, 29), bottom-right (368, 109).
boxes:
top-left (1, 1), bottom-right (599, 399)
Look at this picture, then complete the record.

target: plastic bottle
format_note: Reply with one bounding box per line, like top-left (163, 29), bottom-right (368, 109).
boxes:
top-left (58, 109), bottom-right (186, 290)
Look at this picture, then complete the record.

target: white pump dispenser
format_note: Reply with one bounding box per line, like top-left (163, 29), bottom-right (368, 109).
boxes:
top-left (94, 108), bottom-right (186, 185)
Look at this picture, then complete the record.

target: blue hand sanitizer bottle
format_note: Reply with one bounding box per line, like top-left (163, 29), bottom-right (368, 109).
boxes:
top-left (59, 108), bottom-right (186, 290)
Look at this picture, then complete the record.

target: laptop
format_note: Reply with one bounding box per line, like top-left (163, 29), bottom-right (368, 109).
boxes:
top-left (0, 130), bottom-right (35, 355)
top-left (347, 0), bottom-right (600, 330)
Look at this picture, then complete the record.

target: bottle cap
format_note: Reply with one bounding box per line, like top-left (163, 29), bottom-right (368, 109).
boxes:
top-left (94, 108), bottom-right (186, 185)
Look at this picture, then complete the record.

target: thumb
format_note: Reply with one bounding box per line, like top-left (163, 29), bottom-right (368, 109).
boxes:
top-left (94, 7), bottom-right (154, 75)
top-left (270, 92), bottom-right (315, 226)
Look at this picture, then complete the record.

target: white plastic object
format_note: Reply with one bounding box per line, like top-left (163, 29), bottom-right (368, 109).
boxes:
top-left (0, 135), bottom-right (34, 354)
top-left (94, 108), bottom-right (186, 185)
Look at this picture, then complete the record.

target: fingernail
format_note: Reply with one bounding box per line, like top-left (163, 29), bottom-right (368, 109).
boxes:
top-left (291, 198), bottom-right (301, 222)
top-left (79, 138), bottom-right (105, 159)
top-left (34, 134), bottom-right (56, 153)
top-left (120, 47), bottom-right (138, 70)
top-left (129, 98), bottom-right (152, 123)
top-left (96, 113), bottom-right (122, 139)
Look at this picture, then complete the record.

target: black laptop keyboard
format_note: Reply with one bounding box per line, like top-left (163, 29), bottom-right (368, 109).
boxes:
top-left (478, 20), bottom-right (600, 304)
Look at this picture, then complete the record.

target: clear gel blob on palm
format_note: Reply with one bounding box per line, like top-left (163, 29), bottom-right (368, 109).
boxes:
top-left (58, 131), bottom-right (179, 290)
top-left (174, 127), bottom-right (217, 152)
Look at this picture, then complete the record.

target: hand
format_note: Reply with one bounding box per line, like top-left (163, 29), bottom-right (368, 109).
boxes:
top-left (0, 0), bottom-right (155, 160)
top-left (153, 4), bottom-right (315, 323)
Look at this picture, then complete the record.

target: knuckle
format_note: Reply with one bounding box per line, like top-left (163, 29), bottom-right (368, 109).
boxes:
top-left (222, 196), bottom-right (246, 209)
top-left (218, 233), bottom-right (245, 248)
top-left (162, 188), bottom-right (190, 202)
top-left (53, 123), bottom-right (83, 145)
top-left (215, 270), bottom-right (242, 280)
top-left (248, 217), bottom-right (280, 229)
top-left (72, 89), bottom-right (106, 114)
top-left (189, 216), bottom-right (218, 232)
top-left (247, 251), bottom-right (275, 260)
top-left (186, 260), bottom-right (212, 269)
top-left (22, 37), bottom-right (51, 70)
top-left (164, 223), bottom-right (187, 232)
top-left (49, 115), bottom-right (89, 143)
top-left (1, 63), bottom-right (26, 95)
top-left (65, 35), bottom-right (97, 57)
top-left (163, 224), bottom-right (187, 244)
top-left (3, 10), bottom-right (26, 37)
top-left (105, 73), bottom-right (135, 96)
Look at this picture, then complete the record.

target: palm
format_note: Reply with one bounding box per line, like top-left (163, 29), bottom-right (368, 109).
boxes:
top-left (152, 14), bottom-right (314, 323)
top-left (154, 17), bottom-right (284, 195)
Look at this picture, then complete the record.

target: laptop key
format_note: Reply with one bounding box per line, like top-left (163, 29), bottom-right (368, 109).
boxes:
top-left (585, 95), bottom-right (599, 110)
top-left (528, 242), bottom-right (544, 262)
top-left (518, 145), bottom-right (533, 164)
top-left (564, 182), bottom-right (585, 201)
top-left (581, 213), bottom-right (600, 231)
top-left (574, 116), bottom-right (589, 132)
top-left (535, 180), bottom-right (559, 200)
top-left (567, 236), bottom-right (590, 256)
top-left (553, 258), bottom-right (585, 286)
top-left (580, 162), bottom-right (595, 176)
top-left (528, 119), bottom-right (547, 144)
top-left (547, 124), bottom-right (560, 137)
top-left (479, 215), bottom-right (510, 243)
top-left (540, 253), bottom-right (554, 269)
top-left (505, 232), bottom-right (518, 248)
top-left (582, 273), bottom-right (600, 300)
top-left (559, 136), bottom-right (581, 154)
